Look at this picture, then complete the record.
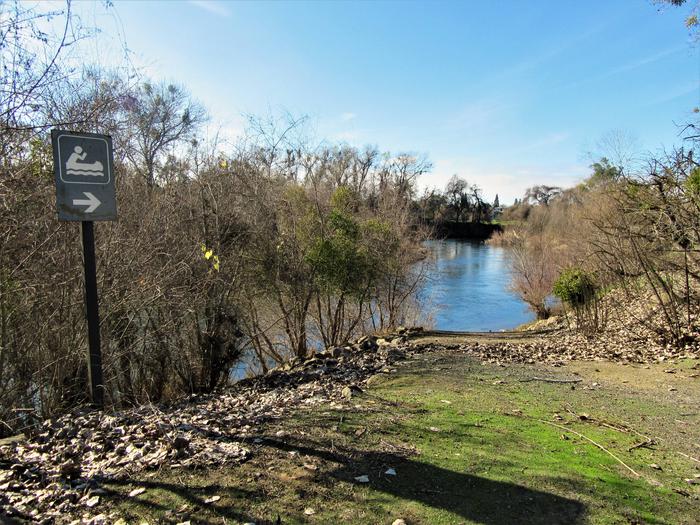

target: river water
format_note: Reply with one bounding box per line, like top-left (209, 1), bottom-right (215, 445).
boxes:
top-left (421, 239), bottom-right (534, 331)
top-left (232, 239), bottom-right (533, 379)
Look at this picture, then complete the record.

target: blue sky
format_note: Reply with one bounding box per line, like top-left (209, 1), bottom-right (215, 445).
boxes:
top-left (73, 0), bottom-right (699, 203)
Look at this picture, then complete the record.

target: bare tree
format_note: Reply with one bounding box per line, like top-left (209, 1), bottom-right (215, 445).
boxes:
top-left (445, 175), bottom-right (470, 222)
top-left (124, 82), bottom-right (207, 186)
top-left (0, 1), bottom-right (93, 158)
top-left (508, 231), bottom-right (559, 319)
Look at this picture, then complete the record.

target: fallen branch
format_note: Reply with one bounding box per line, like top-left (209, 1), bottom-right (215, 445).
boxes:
top-left (678, 451), bottom-right (700, 464)
top-left (521, 377), bottom-right (582, 384)
top-left (628, 439), bottom-right (656, 452)
top-left (536, 419), bottom-right (641, 478)
top-left (600, 422), bottom-right (630, 433)
top-left (563, 404), bottom-right (654, 443)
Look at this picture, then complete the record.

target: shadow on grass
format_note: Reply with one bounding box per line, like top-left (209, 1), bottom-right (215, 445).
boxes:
top-left (103, 478), bottom-right (268, 524)
top-left (261, 434), bottom-right (587, 525)
top-left (102, 432), bottom-right (587, 525)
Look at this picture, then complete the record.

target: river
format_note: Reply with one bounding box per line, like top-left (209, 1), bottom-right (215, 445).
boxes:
top-left (421, 239), bottom-right (534, 331)
top-left (232, 239), bottom-right (533, 379)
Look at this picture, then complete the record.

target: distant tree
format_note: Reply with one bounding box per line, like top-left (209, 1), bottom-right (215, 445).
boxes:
top-left (587, 158), bottom-right (622, 187)
top-left (418, 188), bottom-right (447, 221)
top-left (124, 82), bottom-right (207, 187)
top-left (445, 175), bottom-right (471, 222)
top-left (376, 153), bottom-right (431, 200)
top-left (470, 184), bottom-right (489, 222)
top-left (443, 176), bottom-right (490, 222)
top-left (525, 185), bottom-right (562, 206)
top-left (493, 194), bottom-right (500, 208)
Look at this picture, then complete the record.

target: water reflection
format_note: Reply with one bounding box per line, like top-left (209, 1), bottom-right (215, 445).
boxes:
top-left (421, 239), bottom-right (533, 331)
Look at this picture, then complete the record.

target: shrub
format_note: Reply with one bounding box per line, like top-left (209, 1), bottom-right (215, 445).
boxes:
top-left (553, 268), bottom-right (597, 307)
top-left (553, 268), bottom-right (604, 333)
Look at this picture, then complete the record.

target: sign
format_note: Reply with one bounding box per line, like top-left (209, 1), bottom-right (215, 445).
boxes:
top-left (51, 129), bottom-right (115, 409)
top-left (51, 129), bottom-right (117, 221)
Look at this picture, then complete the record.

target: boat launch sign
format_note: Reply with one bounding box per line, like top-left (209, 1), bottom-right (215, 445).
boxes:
top-left (51, 129), bottom-right (119, 408)
top-left (52, 129), bottom-right (117, 221)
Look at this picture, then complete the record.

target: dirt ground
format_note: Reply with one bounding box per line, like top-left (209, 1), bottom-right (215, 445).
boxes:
top-left (103, 338), bottom-right (700, 525)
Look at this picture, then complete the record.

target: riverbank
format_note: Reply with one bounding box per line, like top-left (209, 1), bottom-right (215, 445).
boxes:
top-left (2, 329), bottom-right (699, 524)
top-left (424, 220), bottom-right (502, 241)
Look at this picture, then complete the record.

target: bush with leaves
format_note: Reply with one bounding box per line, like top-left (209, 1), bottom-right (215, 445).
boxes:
top-left (553, 268), bottom-right (605, 333)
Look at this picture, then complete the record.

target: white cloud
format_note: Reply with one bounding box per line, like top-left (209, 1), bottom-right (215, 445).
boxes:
top-left (646, 82), bottom-right (699, 106)
top-left (607, 46), bottom-right (685, 77)
top-left (563, 46), bottom-right (687, 92)
top-left (189, 0), bottom-right (231, 17)
top-left (340, 112), bottom-right (357, 122)
top-left (447, 97), bottom-right (512, 131)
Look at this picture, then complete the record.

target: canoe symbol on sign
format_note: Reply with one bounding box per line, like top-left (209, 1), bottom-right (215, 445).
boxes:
top-left (66, 146), bottom-right (104, 177)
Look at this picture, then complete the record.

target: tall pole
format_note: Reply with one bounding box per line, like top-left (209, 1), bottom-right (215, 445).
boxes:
top-left (81, 221), bottom-right (104, 409)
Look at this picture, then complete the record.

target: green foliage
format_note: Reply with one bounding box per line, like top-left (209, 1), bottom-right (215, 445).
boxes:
top-left (361, 219), bottom-right (400, 273)
top-left (305, 207), bottom-right (400, 300)
top-left (330, 186), bottom-right (356, 212)
top-left (29, 138), bottom-right (53, 181)
top-left (553, 268), bottom-right (597, 307)
top-left (307, 209), bottom-right (368, 295)
top-left (553, 268), bottom-right (606, 334)
top-left (308, 237), bottom-right (364, 293)
top-left (586, 158), bottom-right (621, 187)
top-left (685, 166), bottom-right (700, 195)
top-left (328, 210), bottom-right (359, 240)
top-left (362, 218), bottom-right (397, 249)
top-left (624, 182), bottom-right (654, 211)
top-left (279, 185), bottom-right (317, 248)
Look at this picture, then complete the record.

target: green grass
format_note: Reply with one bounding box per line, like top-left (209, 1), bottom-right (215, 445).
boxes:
top-left (104, 353), bottom-right (700, 524)
top-left (489, 219), bottom-right (520, 227)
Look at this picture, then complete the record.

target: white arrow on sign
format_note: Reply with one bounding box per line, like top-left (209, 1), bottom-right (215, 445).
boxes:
top-left (72, 192), bottom-right (101, 213)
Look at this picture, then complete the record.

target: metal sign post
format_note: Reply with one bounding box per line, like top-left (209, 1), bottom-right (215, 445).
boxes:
top-left (81, 221), bottom-right (104, 409)
top-left (52, 130), bottom-right (117, 409)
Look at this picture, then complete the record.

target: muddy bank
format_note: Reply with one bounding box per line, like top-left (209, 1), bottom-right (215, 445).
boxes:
top-left (423, 220), bottom-right (502, 240)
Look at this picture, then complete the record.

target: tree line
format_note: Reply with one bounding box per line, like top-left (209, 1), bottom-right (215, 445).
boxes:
top-left (416, 175), bottom-right (498, 224)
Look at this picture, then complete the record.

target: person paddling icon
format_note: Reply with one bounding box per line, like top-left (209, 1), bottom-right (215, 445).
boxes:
top-left (66, 145), bottom-right (104, 176)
